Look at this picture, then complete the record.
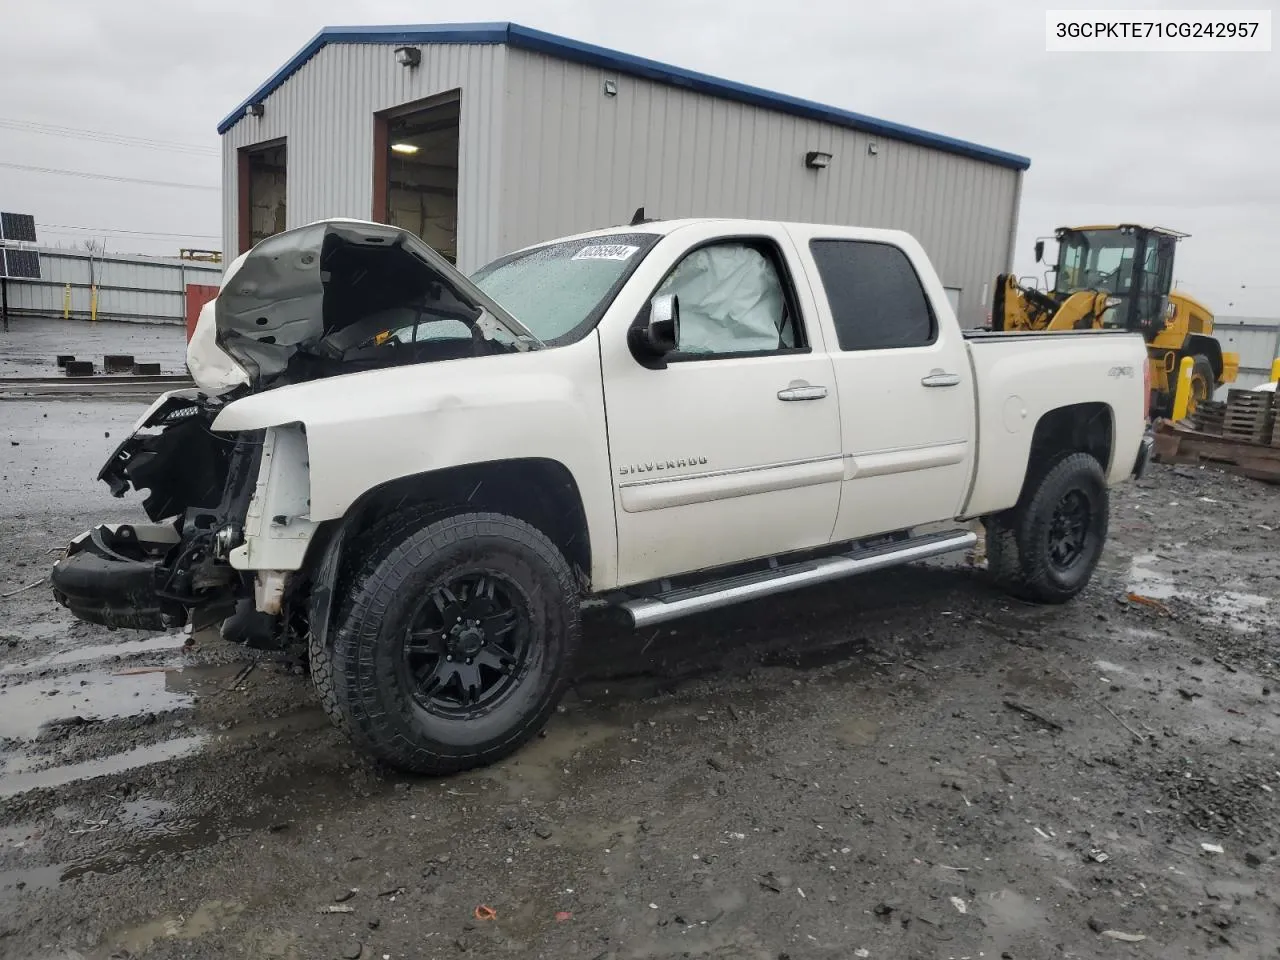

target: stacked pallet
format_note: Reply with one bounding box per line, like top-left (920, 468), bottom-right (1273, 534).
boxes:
top-left (1190, 400), bottom-right (1226, 435)
top-left (1155, 389), bottom-right (1280, 483)
top-left (1221, 389), bottom-right (1275, 445)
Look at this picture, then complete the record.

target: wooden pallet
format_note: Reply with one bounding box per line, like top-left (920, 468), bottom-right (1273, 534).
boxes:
top-left (1221, 390), bottom-right (1275, 443)
top-left (1153, 419), bottom-right (1280, 484)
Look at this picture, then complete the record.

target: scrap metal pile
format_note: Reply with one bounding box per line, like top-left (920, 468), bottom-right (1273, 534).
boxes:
top-left (1153, 389), bottom-right (1280, 483)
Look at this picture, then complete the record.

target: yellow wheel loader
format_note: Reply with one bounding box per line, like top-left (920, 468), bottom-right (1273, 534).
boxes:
top-left (992, 224), bottom-right (1239, 417)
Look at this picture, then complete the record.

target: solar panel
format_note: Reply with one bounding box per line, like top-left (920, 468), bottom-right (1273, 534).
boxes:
top-left (0, 212), bottom-right (36, 243)
top-left (0, 248), bottom-right (41, 279)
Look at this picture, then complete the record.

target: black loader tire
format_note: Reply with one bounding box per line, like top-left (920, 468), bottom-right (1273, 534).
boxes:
top-left (328, 511), bottom-right (580, 775)
top-left (1188, 354), bottom-right (1215, 414)
top-left (985, 452), bottom-right (1109, 605)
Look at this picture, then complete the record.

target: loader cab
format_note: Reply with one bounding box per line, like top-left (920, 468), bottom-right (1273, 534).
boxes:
top-left (1050, 225), bottom-right (1180, 339)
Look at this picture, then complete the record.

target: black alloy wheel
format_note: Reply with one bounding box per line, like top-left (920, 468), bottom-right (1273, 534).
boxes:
top-left (399, 573), bottom-right (531, 717)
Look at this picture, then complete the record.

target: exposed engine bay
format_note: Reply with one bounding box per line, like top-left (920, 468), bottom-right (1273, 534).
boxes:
top-left (50, 220), bottom-right (535, 644)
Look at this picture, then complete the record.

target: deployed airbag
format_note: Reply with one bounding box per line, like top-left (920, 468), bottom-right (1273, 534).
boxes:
top-left (658, 244), bottom-right (788, 354)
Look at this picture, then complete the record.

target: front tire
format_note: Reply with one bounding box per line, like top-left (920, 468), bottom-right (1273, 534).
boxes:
top-left (985, 452), bottom-right (1109, 604)
top-left (1187, 354), bottom-right (1215, 416)
top-left (329, 511), bottom-right (579, 775)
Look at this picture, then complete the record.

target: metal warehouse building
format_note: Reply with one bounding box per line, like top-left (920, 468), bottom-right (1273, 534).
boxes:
top-left (218, 22), bottom-right (1030, 327)
top-left (1215, 315), bottom-right (1280, 391)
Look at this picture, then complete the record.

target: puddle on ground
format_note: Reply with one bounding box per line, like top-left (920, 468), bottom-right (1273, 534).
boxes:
top-left (0, 862), bottom-right (65, 897)
top-left (1127, 554), bottom-right (1179, 601)
top-left (0, 822), bottom-right (43, 849)
top-left (478, 715), bottom-right (623, 799)
top-left (0, 660), bottom-right (241, 742)
top-left (0, 736), bottom-right (209, 799)
top-left (90, 899), bottom-right (245, 960)
top-left (0, 820), bottom-right (58, 901)
top-left (117, 797), bottom-right (176, 830)
top-left (1128, 553), bottom-right (1273, 633)
top-left (0, 670), bottom-right (194, 740)
top-left (1, 634), bottom-right (187, 674)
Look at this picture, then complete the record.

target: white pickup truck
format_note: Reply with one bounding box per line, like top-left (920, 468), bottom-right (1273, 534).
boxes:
top-left (51, 217), bottom-right (1152, 774)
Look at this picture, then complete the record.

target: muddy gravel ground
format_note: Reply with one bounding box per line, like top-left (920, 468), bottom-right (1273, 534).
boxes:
top-left (2, 396), bottom-right (1279, 960)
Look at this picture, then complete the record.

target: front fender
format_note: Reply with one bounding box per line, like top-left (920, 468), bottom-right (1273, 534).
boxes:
top-left (210, 335), bottom-right (619, 588)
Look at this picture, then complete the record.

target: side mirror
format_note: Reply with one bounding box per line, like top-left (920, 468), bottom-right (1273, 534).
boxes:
top-left (636, 293), bottom-right (680, 356)
top-left (1034, 240), bottom-right (1045, 263)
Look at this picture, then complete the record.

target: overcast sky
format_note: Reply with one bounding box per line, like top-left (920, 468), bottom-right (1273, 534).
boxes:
top-left (2, 0), bottom-right (1276, 315)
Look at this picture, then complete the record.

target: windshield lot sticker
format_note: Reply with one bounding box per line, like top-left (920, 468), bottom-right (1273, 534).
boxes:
top-left (572, 244), bottom-right (640, 261)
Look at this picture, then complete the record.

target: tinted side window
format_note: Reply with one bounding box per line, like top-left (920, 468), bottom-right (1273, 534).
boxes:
top-left (809, 240), bottom-right (935, 351)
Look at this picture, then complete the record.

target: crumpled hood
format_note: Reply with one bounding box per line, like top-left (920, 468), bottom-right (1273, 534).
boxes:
top-left (200, 219), bottom-right (534, 391)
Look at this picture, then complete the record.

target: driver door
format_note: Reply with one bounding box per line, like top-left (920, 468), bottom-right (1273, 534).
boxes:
top-left (599, 224), bottom-right (843, 587)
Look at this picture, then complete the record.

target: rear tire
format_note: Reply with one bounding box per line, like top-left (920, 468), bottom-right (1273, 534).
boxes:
top-left (985, 452), bottom-right (1109, 604)
top-left (329, 511), bottom-right (579, 775)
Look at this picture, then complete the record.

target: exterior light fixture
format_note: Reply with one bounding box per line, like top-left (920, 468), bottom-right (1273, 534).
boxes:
top-left (804, 151), bottom-right (832, 169)
top-left (603, 78), bottom-right (618, 97)
top-left (245, 102), bottom-right (264, 119)
top-left (395, 46), bottom-right (421, 67)
top-left (867, 142), bottom-right (879, 156)
top-left (390, 143), bottom-right (420, 155)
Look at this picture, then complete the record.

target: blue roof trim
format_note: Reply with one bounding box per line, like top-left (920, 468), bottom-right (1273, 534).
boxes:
top-left (216, 23), bottom-right (508, 135)
top-left (217, 22), bottom-right (1031, 171)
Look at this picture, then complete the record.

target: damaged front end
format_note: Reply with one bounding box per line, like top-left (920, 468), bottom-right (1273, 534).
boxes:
top-left (51, 391), bottom-right (260, 632)
top-left (51, 218), bottom-right (533, 641)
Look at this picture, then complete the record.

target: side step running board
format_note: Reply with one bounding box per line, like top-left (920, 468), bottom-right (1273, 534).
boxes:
top-left (617, 529), bottom-right (977, 628)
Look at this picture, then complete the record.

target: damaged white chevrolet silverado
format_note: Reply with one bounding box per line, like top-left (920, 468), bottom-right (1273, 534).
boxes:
top-left (51, 217), bottom-right (1153, 774)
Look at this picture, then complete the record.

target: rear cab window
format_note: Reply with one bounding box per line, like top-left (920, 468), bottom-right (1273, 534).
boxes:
top-left (808, 240), bottom-right (937, 351)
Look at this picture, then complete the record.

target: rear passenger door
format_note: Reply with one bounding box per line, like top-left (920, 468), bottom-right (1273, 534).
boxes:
top-left (789, 228), bottom-right (976, 541)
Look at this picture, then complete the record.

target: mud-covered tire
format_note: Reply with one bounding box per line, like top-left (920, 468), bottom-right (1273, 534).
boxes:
top-left (985, 452), bottom-right (1109, 604)
top-left (309, 622), bottom-right (345, 734)
top-left (328, 511), bottom-right (579, 775)
top-left (310, 505), bottom-right (447, 735)
top-left (1188, 354), bottom-right (1215, 415)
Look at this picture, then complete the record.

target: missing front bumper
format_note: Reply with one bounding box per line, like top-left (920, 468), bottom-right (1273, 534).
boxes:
top-left (50, 524), bottom-right (185, 630)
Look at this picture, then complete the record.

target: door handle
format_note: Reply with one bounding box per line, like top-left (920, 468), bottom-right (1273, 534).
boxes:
top-left (921, 372), bottom-right (961, 388)
top-left (777, 381), bottom-right (828, 401)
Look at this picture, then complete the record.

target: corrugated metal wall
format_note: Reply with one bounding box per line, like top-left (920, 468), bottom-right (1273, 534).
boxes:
top-left (1214, 316), bottom-right (1280, 392)
top-left (500, 49), bottom-right (1020, 328)
top-left (2, 248), bottom-right (221, 325)
top-left (221, 43), bottom-right (508, 272)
